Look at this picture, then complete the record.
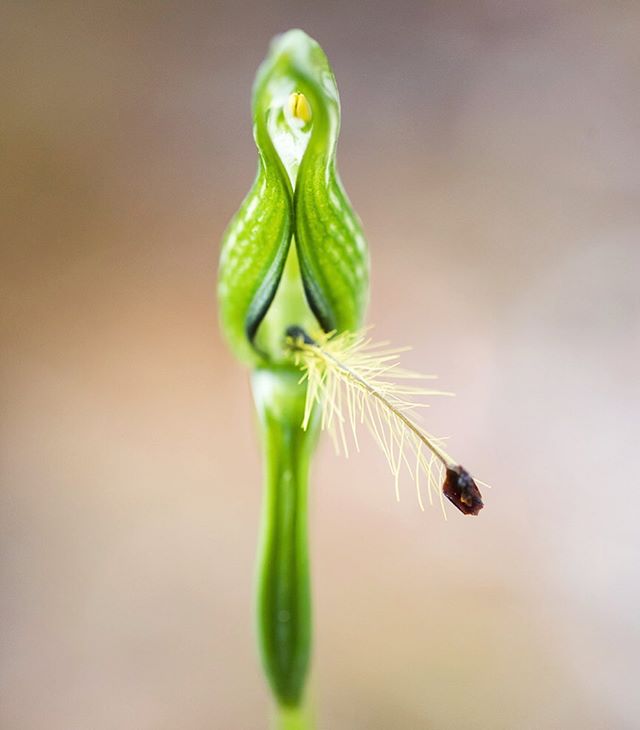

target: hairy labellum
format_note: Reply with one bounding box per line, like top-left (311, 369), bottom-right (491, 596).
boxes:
top-left (287, 327), bottom-right (485, 516)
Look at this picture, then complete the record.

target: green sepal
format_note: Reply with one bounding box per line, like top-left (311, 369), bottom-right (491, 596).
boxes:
top-left (217, 65), bottom-right (293, 366)
top-left (291, 35), bottom-right (369, 333)
top-left (218, 30), bottom-right (369, 366)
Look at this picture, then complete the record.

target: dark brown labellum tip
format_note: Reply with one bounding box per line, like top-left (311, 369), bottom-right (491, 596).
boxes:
top-left (443, 465), bottom-right (484, 515)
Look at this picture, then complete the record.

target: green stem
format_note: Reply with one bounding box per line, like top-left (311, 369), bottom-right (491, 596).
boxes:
top-left (274, 702), bottom-right (313, 730)
top-left (252, 368), bottom-right (319, 724)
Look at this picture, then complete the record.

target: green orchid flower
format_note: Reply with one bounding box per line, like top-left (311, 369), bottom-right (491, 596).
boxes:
top-left (218, 28), bottom-right (483, 730)
top-left (218, 29), bottom-right (369, 724)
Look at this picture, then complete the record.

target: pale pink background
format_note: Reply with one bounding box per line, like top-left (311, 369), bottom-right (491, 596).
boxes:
top-left (2, 2), bottom-right (639, 728)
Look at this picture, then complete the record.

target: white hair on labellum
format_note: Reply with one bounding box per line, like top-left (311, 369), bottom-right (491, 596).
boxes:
top-left (285, 327), bottom-right (485, 516)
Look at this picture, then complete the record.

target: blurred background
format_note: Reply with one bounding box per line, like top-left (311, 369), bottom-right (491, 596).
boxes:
top-left (2, 1), bottom-right (639, 728)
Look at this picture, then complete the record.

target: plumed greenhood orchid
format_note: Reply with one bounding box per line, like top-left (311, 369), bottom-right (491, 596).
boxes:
top-left (218, 29), bottom-right (369, 366)
top-left (217, 29), bottom-right (483, 727)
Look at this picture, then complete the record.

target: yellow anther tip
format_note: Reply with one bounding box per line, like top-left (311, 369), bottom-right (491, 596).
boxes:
top-left (288, 92), bottom-right (312, 123)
